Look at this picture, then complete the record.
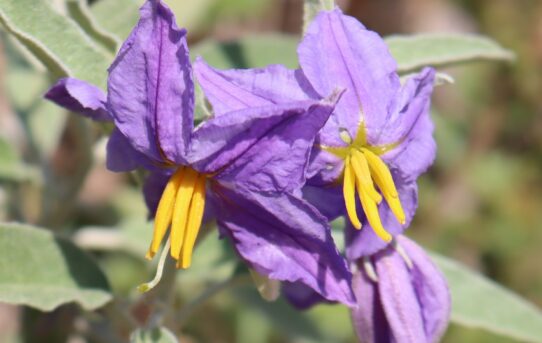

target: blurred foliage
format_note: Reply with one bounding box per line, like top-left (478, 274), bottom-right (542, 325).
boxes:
top-left (0, 0), bottom-right (540, 342)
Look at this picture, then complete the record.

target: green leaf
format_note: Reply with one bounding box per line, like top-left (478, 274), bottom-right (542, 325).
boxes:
top-left (0, 223), bottom-right (112, 311)
top-left (386, 33), bottom-right (515, 74)
top-left (0, 0), bottom-right (111, 87)
top-left (431, 252), bottom-right (542, 342)
top-left (66, 0), bottom-right (119, 52)
top-left (0, 137), bottom-right (39, 183)
top-left (130, 327), bottom-right (178, 343)
top-left (191, 34), bottom-right (299, 69)
top-left (90, 0), bottom-right (142, 42)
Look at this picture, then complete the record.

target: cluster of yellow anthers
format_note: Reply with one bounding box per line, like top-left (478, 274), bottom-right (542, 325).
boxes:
top-left (146, 167), bottom-right (207, 269)
top-left (326, 127), bottom-right (406, 242)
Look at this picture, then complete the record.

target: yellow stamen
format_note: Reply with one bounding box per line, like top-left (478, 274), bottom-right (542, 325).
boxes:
top-left (350, 150), bottom-right (382, 204)
top-left (178, 174), bottom-right (207, 269)
top-left (343, 156), bottom-right (362, 229)
top-left (170, 167), bottom-right (199, 259)
top-left (146, 167), bottom-right (185, 259)
top-left (146, 166), bottom-right (207, 269)
top-left (357, 180), bottom-right (392, 242)
top-left (362, 148), bottom-right (406, 224)
top-left (361, 148), bottom-right (398, 198)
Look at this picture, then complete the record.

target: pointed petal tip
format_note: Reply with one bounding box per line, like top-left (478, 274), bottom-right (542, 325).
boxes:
top-left (142, 0), bottom-right (188, 36)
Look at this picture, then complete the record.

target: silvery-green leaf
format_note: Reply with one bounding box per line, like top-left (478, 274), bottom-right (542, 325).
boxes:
top-left (386, 33), bottom-right (515, 74)
top-left (0, 0), bottom-right (111, 87)
top-left (431, 252), bottom-right (542, 343)
top-left (0, 223), bottom-right (112, 311)
top-left (191, 34), bottom-right (299, 69)
top-left (90, 0), bottom-right (142, 42)
top-left (130, 327), bottom-right (178, 343)
top-left (66, 0), bottom-right (119, 52)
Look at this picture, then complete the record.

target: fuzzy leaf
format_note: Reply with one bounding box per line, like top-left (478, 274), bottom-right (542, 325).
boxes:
top-left (191, 34), bottom-right (299, 69)
top-left (66, 0), bottom-right (119, 52)
top-left (0, 0), bottom-right (111, 87)
top-left (386, 33), bottom-right (514, 74)
top-left (432, 252), bottom-right (542, 343)
top-left (90, 0), bottom-right (142, 42)
top-left (0, 224), bottom-right (112, 311)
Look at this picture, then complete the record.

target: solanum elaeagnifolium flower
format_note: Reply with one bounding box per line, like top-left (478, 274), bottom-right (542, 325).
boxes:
top-left (194, 8), bottom-right (436, 260)
top-left (45, 0), bottom-right (356, 306)
top-left (351, 236), bottom-right (450, 343)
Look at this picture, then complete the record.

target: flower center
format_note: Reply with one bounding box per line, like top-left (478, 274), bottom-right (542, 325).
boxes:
top-left (146, 166), bottom-right (207, 269)
top-left (324, 127), bottom-right (405, 242)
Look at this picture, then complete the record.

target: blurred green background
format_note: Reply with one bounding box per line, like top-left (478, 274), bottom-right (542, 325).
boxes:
top-left (0, 0), bottom-right (541, 342)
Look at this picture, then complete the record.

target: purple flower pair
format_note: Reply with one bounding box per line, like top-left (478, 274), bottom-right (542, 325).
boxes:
top-left (46, 0), bottom-right (354, 305)
top-left (46, 0), bottom-right (451, 341)
top-left (194, 7), bottom-right (450, 342)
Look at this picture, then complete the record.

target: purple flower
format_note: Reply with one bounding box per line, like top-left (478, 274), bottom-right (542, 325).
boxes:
top-left (351, 236), bottom-right (450, 343)
top-left (194, 8), bottom-right (436, 259)
top-left (45, 0), bottom-right (355, 306)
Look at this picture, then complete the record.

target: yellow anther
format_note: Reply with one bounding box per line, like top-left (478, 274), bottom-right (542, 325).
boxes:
top-left (146, 167), bottom-right (185, 259)
top-left (343, 156), bottom-right (362, 229)
top-left (350, 150), bottom-right (382, 204)
top-left (146, 166), bottom-right (207, 269)
top-left (170, 167), bottom-right (199, 259)
top-left (362, 148), bottom-right (406, 224)
top-left (357, 183), bottom-right (392, 242)
top-left (361, 148), bottom-right (398, 198)
top-left (178, 174), bottom-right (207, 269)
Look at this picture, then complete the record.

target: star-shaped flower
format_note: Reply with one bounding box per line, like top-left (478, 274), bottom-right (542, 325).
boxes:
top-left (194, 8), bottom-right (436, 260)
top-left (45, 0), bottom-right (355, 306)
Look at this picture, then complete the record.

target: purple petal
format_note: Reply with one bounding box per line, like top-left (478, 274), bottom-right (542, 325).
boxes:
top-left (212, 187), bottom-right (355, 306)
top-left (190, 94), bottom-right (340, 193)
top-left (301, 183), bottom-right (344, 221)
top-left (194, 58), bottom-right (318, 115)
top-left (346, 180), bottom-right (418, 259)
top-left (106, 128), bottom-right (154, 172)
top-left (379, 68), bottom-right (437, 183)
top-left (282, 282), bottom-right (330, 310)
top-left (44, 78), bottom-right (111, 121)
top-left (306, 147), bottom-right (344, 184)
top-left (107, 0), bottom-right (193, 164)
top-left (398, 236), bottom-right (451, 342)
top-left (376, 247), bottom-right (427, 343)
top-left (298, 9), bottom-right (400, 145)
top-left (351, 265), bottom-right (391, 343)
